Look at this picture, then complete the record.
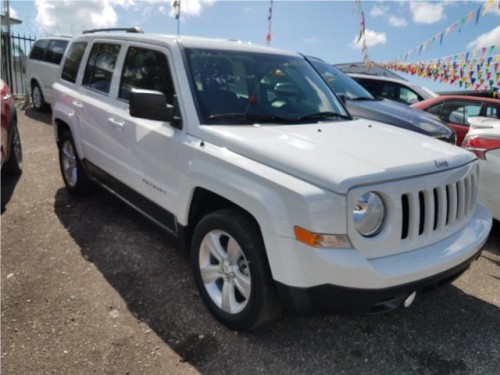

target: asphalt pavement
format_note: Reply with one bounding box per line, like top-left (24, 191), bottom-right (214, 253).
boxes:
top-left (1, 104), bottom-right (499, 375)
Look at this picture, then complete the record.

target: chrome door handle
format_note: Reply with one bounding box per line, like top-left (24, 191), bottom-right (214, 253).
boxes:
top-left (108, 117), bottom-right (125, 129)
top-left (72, 101), bottom-right (84, 109)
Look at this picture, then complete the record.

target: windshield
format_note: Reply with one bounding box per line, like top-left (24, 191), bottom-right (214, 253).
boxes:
top-left (309, 59), bottom-right (375, 101)
top-left (184, 48), bottom-right (350, 124)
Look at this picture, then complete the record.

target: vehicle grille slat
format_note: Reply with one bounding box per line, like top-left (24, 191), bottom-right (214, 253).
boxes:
top-left (399, 166), bottom-right (477, 241)
top-left (424, 189), bottom-right (435, 235)
top-left (408, 192), bottom-right (420, 241)
top-left (436, 186), bottom-right (447, 231)
top-left (457, 179), bottom-right (466, 221)
top-left (447, 183), bottom-right (457, 226)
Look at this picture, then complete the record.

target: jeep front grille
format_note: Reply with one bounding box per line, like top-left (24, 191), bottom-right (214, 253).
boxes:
top-left (400, 171), bottom-right (477, 240)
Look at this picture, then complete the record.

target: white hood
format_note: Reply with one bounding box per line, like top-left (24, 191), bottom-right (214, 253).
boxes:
top-left (198, 119), bottom-right (475, 194)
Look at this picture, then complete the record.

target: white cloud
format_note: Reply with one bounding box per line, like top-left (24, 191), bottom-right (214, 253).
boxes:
top-left (467, 26), bottom-right (500, 49)
top-left (167, 0), bottom-right (216, 19)
top-left (33, 0), bottom-right (216, 34)
top-left (8, 6), bottom-right (19, 19)
top-left (388, 15), bottom-right (407, 28)
top-left (370, 5), bottom-right (387, 17)
top-left (35, 0), bottom-right (118, 33)
top-left (409, 2), bottom-right (445, 24)
top-left (351, 29), bottom-right (387, 49)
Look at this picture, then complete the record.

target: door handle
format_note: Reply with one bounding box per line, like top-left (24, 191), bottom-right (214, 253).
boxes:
top-left (72, 101), bottom-right (84, 109)
top-left (108, 117), bottom-right (125, 130)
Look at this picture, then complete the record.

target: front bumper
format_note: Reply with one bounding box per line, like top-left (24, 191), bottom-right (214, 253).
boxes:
top-left (264, 203), bottom-right (492, 315)
top-left (275, 246), bottom-right (482, 315)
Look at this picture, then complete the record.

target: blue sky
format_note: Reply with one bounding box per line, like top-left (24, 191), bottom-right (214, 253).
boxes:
top-left (5, 1), bottom-right (500, 92)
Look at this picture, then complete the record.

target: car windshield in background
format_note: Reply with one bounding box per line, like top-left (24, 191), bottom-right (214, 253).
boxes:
top-left (184, 49), bottom-right (349, 125)
top-left (309, 59), bottom-right (375, 101)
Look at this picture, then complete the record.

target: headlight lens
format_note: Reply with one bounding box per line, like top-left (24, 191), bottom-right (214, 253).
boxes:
top-left (353, 192), bottom-right (385, 237)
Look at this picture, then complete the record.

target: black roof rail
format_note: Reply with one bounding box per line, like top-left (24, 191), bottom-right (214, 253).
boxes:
top-left (82, 27), bottom-right (144, 34)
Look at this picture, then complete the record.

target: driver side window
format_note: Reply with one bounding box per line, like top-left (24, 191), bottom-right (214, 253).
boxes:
top-left (119, 47), bottom-right (174, 103)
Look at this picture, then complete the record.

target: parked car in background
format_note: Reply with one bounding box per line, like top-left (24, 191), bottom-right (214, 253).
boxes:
top-left (309, 58), bottom-right (455, 144)
top-left (335, 62), bottom-right (405, 80)
top-left (25, 36), bottom-right (71, 111)
top-left (463, 117), bottom-right (500, 221)
top-left (1, 79), bottom-right (22, 176)
top-left (411, 95), bottom-right (500, 146)
top-left (343, 72), bottom-right (437, 105)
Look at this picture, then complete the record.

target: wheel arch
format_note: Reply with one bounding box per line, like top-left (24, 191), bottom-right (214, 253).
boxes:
top-left (183, 187), bottom-right (263, 253)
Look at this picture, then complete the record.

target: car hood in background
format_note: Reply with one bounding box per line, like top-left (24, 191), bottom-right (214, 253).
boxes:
top-left (345, 98), bottom-right (455, 143)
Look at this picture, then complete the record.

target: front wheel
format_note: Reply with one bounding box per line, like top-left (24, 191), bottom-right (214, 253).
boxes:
top-left (191, 209), bottom-right (281, 331)
top-left (58, 131), bottom-right (93, 196)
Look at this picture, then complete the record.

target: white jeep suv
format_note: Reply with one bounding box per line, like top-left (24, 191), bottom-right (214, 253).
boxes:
top-left (52, 28), bottom-right (492, 330)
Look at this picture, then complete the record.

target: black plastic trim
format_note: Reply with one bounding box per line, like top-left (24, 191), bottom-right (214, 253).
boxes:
top-left (275, 248), bottom-right (482, 316)
top-left (83, 160), bottom-right (177, 234)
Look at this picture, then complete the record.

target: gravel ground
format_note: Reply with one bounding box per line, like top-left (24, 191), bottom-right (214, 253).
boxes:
top-left (2, 105), bottom-right (499, 375)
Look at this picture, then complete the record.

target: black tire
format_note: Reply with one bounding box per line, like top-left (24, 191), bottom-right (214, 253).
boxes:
top-left (3, 122), bottom-right (23, 176)
top-left (58, 131), bottom-right (93, 196)
top-left (31, 82), bottom-right (49, 112)
top-left (191, 208), bottom-right (281, 331)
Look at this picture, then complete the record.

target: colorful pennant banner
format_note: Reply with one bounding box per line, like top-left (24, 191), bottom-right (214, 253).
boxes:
top-left (380, 46), bottom-right (500, 92)
top-left (394, 0), bottom-right (497, 62)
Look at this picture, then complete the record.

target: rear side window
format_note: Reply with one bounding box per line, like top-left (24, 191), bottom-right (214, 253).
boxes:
top-left (61, 42), bottom-right (88, 83)
top-left (29, 39), bottom-right (49, 60)
top-left (46, 40), bottom-right (69, 64)
top-left (82, 43), bottom-right (121, 94)
top-left (485, 104), bottom-right (499, 119)
top-left (442, 101), bottom-right (482, 126)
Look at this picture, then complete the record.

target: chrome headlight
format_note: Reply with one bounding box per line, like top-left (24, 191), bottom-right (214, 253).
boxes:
top-left (353, 192), bottom-right (385, 237)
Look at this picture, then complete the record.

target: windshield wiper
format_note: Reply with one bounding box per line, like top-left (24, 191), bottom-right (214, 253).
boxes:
top-left (298, 111), bottom-right (351, 122)
top-left (205, 113), bottom-right (295, 124)
top-left (350, 97), bottom-right (374, 101)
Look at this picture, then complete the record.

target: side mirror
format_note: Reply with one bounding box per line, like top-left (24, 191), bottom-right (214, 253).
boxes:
top-left (337, 94), bottom-right (346, 104)
top-left (129, 89), bottom-right (177, 123)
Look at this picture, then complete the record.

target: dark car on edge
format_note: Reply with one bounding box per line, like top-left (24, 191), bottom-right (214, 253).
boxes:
top-left (308, 57), bottom-right (456, 144)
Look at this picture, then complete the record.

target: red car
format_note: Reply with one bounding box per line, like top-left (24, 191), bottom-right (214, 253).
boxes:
top-left (411, 95), bottom-right (500, 146)
top-left (1, 79), bottom-right (23, 176)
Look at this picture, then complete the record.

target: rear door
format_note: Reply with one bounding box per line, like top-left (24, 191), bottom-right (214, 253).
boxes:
top-left (102, 44), bottom-right (182, 230)
top-left (76, 41), bottom-right (124, 174)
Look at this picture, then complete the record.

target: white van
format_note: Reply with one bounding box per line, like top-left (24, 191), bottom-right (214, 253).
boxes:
top-left (25, 36), bottom-right (71, 111)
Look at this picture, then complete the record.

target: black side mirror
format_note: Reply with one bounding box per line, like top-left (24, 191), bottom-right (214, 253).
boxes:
top-left (129, 89), bottom-right (176, 123)
top-left (337, 94), bottom-right (346, 104)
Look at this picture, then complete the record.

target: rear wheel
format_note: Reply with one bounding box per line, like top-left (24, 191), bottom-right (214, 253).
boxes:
top-left (32, 82), bottom-right (48, 112)
top-left (191, 208), bottom-right (281, 330)
top-left (58, 131), bottom-right (93, 196)
top-left (3, 123), bottom-right (23, 176)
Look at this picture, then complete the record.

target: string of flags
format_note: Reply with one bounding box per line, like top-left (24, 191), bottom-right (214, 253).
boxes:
top-left (379, 45), bottom-right (500, 92)
top-left (353, 0), bottom-right (370, 66)
top-left (395, 0), bottom-right (498, 62)
top-left (266, 0), bottom-right (274, 46)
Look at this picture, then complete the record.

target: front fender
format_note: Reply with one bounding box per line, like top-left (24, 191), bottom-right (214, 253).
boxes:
top-left (176, 140), bottom-right (348, 239)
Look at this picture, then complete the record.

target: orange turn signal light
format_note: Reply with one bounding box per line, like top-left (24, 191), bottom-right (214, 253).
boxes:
top-left (294, 226), bottom-right (351, 248)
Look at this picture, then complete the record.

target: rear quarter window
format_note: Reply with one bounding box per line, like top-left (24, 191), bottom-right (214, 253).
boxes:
top-left (46, 40), bottom-right (69, 65)
top-left (29, 39), bottom-right (49, 60)
top-left (61, 42), bottom-right (88, 84)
